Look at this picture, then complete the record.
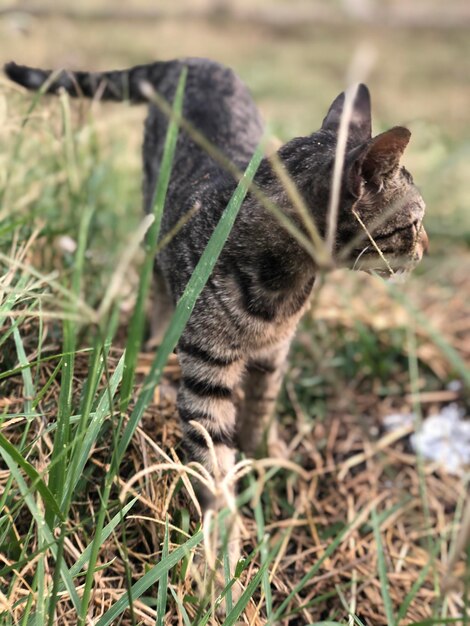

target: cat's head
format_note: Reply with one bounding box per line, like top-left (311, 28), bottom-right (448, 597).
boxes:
top-left (321, 84), bottom-right (428, 276)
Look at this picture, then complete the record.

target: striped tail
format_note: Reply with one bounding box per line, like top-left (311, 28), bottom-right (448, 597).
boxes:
top-left (4, 60), bottom-right (175, 103)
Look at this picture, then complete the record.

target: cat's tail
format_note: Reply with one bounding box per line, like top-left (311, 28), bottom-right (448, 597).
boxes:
top-left (4, 60), bottom-right (175, 103)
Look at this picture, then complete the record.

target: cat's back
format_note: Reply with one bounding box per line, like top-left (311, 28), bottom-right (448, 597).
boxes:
top-left (143, 57), bottom-right (264, 215)
top-left (179, 58), bottom-right (263, 162)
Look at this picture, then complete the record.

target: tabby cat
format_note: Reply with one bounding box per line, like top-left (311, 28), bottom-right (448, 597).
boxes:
top-left (5, 58), bottom-right (427, 584)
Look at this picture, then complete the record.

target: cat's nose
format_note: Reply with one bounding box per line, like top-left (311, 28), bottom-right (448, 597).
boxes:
top-left (419, 227), bottom-right (429, 255)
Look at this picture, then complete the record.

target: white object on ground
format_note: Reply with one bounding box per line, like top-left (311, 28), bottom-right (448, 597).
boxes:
top-left (384, 404), bottom-right (470, 476)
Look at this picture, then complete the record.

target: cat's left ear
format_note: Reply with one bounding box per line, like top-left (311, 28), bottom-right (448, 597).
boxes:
top-left (322, 83), bottom-right (371, 142)
top-left (346, 126), bottom-right (411, 196)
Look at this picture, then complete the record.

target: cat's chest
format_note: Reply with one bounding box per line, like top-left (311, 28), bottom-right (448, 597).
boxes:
top-left (208, 273), bottom-right (312, 351)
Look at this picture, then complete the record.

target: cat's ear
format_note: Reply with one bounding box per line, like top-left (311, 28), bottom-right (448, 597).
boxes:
top-left (361, 126), bottom-right (411, 180)
top-left (346, 126), bottom-right (411, 196)
top-left (322, 83), bottom-right (371, 142)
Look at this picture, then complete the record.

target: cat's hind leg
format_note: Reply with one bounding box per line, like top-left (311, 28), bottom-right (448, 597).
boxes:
top-left (146, 266), bottom-right (174, 350)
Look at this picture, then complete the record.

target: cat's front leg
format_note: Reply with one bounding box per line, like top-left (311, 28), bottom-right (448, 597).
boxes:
top-left (237, 340), bottom-right (291, 458)
top-left (176, 331), bottom-right (245, 591)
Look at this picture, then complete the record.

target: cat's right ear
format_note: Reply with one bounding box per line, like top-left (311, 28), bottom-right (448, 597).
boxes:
top-left (322, 84), bottom-right (371, 143)
top-left (346, 126), bottom-right (411, 197)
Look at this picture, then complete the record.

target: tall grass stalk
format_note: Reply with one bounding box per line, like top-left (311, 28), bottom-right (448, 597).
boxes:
top-left (76, 92), bottom-right (264, 624)
top-left (119, 68), bottom-right (188, 412)
top-left (371, 507), bottom-right (395, 625)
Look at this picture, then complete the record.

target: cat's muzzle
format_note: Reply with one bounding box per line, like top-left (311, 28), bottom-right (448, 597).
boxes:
top-left (412, 222), bottom-right (429, 263)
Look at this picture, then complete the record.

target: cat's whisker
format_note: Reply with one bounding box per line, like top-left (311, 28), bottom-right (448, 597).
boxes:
top-left (352, 245), bottom-right (370, 271)
top-left (352, 209), bottom-right (395, 276)
top-left (339, 185), bottom-right (420, 263)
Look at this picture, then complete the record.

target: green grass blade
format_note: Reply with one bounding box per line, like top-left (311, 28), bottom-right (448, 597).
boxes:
top-left (0, 278), bottom-right (32, 348)
top-left (408, 615), bottom-right (465, 626)
top-left (19, 588), bottom-right (35, 626)
top-left (0, 450), bottom-right (80, 611)
top-left (31, 357), bottom-right (63, 410)
top-left (120, 68), bottom-right (187, 412)
top-left (223, 535), bottom-right (278, 626)
top-left (35, 534), bottom-right (46, 626)
top-left (305, 622), bottom-right (347, 626)
top-left (168, 587), bottom-right (191, 626)
top-left (95, 530), bottom-right (203, 626)
top-left (12, 325), bottom-right (35, 413)
top-left (223, 536), bottom-right (233, 614)
top-left (0, 432), bottom-right (64, 522)
top-left (117, 139), bottom-right (265, 461)
top-left (251, 475), bottom-right (273, 617)
top-left (59, 90), bottom-right (79, 192)
top-left (47, 206), bottom-right (94, 515)
top-left (60, 333), bottom-right (107, 511)
top-left (371, 507), bottom-right (395, 626)
top-left (155, 516), bottom-right (170, 626)
top-left (395, 540), bottom-right (442, 625)
top-left (335, 579), bottom-right (367, 626)
top-left (0, 324), bottom-right (40, 550)
top-left (63, 352), bottom-right (125, 499)
top-left (0, 347), bottom-right (93, 383)
top-left (69, 497), bottom-right (138, 578)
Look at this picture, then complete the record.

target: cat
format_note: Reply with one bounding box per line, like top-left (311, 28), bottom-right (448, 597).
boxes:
top-left (5, 57), bottom-right (428, 593)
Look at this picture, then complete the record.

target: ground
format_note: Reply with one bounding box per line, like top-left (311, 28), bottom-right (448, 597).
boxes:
top-left (0, 1), bottom-right (469, 624)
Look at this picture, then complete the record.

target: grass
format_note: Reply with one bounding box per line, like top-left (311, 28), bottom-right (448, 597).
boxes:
top-left (1, 3), bottom-right (470, 625)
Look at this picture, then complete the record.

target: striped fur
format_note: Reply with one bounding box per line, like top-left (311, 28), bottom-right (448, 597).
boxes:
top-left (5, 58), bottom-right (427, 581)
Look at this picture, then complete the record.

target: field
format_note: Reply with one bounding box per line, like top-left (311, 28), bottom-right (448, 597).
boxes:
top-left (1, 1), bottom-right (470, 624)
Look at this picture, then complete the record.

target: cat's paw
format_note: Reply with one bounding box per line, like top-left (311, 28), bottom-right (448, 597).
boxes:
top-left (189, 512), bottom-right (243, 618)
top-left (190, 550), bottom-right (243, 619)
top-left (214, 571), bottom-right (243, 618)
